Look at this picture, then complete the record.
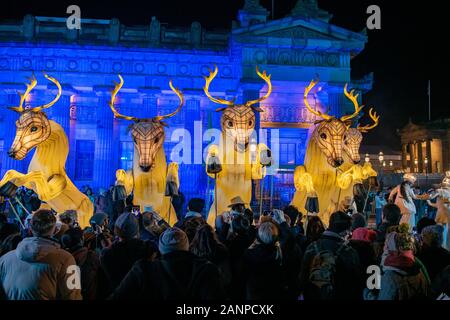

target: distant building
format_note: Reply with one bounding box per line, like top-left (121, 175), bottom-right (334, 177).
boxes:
top-left (0, 0), bottom-right (372, 207)
top-left (398, 118), bottom-right (450, 174)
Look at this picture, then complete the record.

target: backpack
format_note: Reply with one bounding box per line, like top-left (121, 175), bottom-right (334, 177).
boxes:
top-left (308, 242), bottom-right (346, 300)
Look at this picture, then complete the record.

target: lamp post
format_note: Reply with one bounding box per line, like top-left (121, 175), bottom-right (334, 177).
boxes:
top-left (414, 158), bottom-right (418, 173)
top-left (424, 157), bottom-right (429, 186)
top-left (365, 153), bottom-right (370, 164)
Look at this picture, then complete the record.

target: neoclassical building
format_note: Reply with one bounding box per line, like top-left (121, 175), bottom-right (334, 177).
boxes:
top-left (0, 0), bottom-right (371, 207)
top-left (399, 118), bottom-right (450, 174)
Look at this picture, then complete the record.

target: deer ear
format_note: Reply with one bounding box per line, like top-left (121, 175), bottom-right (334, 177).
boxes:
top-left (215, 107), bottom-right (227, 112)
top-left (251, 106), bottom-right (264, 113)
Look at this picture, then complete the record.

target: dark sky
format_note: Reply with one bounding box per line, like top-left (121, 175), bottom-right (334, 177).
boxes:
top-left (3, 0), bottom-right (449, 149)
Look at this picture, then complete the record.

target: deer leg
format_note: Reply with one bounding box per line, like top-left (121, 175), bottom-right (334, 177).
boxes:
top-left (13, 171), bottom-right (64, 201)
top-left (0, 170), bottom-right (27, 188)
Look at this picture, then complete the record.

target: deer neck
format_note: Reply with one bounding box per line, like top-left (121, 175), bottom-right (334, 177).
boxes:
top-left (29, 120), bottom-right (69, 176)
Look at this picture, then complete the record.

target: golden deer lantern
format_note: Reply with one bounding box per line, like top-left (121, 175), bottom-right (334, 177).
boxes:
top-left (203, 66), bottom-right (272, 225)
top-left (291, 80), bottom-right (379, 225)
top-left (109, 75), bottom-right (183, 225)
top-left (0, 73), bottom-right (94, 227)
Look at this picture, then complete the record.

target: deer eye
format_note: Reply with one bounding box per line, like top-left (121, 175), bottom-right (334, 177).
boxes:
top-left (248, 120), bottom-right (253, 127)
top-left (227, 120), bottom-right (234, 128)
top-left (320, 133), bottom-right (327, 140)
top-left (30, 126), bottom-right (38, 133)
top-left (154, 137), bottom-right (159, 144)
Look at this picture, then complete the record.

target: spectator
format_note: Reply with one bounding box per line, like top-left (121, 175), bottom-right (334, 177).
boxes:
top-left (375, 191), bottom-right (387, 227)
top-left (100, 213), bottom-right (154, 294)
top-left (417, 225), bottom-right (450, 282)
top-left (140, 211), bottom-right (165, 245)
top-left (242, 221), bottom-right (286, 299)
top-left (299, 211), bottom-right (362, 300)
top-left (0, 209), bottom-right (82, 300)
top-left (61, 227), bottom-right (106, 300)
top-left (175, 198), bottom-right (205, 228)
top-left (351, 213), bottom-right (367, 231)
top-left (110, 228), bottom-right (225, 300)
top-left (365, 231), bottom-right (429, 300)
top-left (0, 233), bottom-right (22, 258)
top-left (302, 215), bottom-right (325, 252)
top-left (59, 210), bottom-right (78, 228)
top-left (190, 224), bottom-right (231, 286)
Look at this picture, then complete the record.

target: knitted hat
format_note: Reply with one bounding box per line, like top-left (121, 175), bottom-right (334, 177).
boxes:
top-left (158, 227), bottom-right (189, 255)
top-left (114, 212), bottom-right (139, 239)
top-left (352, 227), bottom-right (377, 243)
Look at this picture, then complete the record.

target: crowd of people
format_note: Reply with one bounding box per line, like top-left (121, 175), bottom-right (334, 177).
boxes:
top-left (0, 175), bottom-right (449, 301)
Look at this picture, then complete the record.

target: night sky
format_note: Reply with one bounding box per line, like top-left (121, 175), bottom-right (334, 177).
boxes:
top-left (3, 0), bottom-right (449, 149)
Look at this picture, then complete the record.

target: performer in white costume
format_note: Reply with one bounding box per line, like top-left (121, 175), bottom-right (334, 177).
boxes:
top-left (428, 171), bottom-right (450, 249)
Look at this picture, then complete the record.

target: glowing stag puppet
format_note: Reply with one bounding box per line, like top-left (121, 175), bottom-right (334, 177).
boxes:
top-left (203, 66), bottom-right (272, 225)
top-left (291, 80), bottom-right (378, 225)
top-left (109, 75), bottom-right (183, 225)
top-left (0, 74), bottom-right (94, 227)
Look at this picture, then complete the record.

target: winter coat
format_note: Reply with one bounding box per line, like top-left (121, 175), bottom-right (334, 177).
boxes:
top-left (110, 251), bottom-right (225, 300)
top-left (417, 245), bottom-right (450, 282)
top-left (242, 242), bottom-right (286, 299)
top-left (71, 246), bottom-right (107, 300)
top-left (365, 264), bottom-right (429, 300)
top-left (299, 231), bottom-right (363, 300)
top-left (100, 238), bottom-right (154, 293)
top-left (0, 237), bottom-right (82, 300)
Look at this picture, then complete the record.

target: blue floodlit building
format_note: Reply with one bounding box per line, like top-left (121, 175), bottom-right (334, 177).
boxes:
top-left (0, 0), bottom-right (372, 209)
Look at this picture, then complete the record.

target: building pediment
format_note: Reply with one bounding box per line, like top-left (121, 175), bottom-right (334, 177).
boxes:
top-left (232, 15), bottom-right (367, 45)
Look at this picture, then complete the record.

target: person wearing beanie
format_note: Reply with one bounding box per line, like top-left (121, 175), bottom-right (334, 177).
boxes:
top-left (174, 198), bottom-right (205, 228)
top-left (100, 212), bottom-right (154, 294)
top-left (0, 209), bottom-right (82, 300)
top-left (417, 225), bottom-right (450, 282)
top-left (351, 213), bottom-right (367, 231)
top-left (299, 211), bottom-right (362, 300)
top-left (110, 227), bottom-right (225, 300)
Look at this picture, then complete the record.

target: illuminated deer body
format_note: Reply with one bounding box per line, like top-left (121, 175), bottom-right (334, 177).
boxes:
top-left (0, 74), bottom-right (94, 227)
top-left (291, 80), bottom-right (379, 225)
top-left (204, 66), bottom-right (271, 225)
top-left (110, 75), bottom-right (183, 225)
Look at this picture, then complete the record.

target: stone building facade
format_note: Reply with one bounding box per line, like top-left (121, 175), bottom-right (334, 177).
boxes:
top-left (0, 0), bottom-right (371, 206)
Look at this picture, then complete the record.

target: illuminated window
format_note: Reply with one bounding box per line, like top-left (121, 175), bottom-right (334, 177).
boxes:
top-left (120, 141), bottom-right (134, 171)
top-left (75, 140), bottom-right (95, 180)
top-left (279, 143), bottom-right (296, 165)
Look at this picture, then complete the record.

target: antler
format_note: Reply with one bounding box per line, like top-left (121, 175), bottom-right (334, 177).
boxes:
top-left (203, 65), bottom-right (234, 106)
top-left (108, 75), bottom-right (139, 121)
top-left (245, 66), bottom-right (272, 107)
top-left (32, 73), bottom-right (62, 112)
top-left (8, 74), bottom-right (38, 113)
top-left (303, 79), bottom-right (332, 121)
top-left (341, 84), bottom-right (364, 122)
top-left (154, 80), bottom-right (184, 121)
top-left (357, 108), bottom-right (380, 132)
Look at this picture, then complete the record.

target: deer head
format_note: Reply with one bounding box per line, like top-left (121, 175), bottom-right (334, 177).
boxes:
top-left (203, 65), bottom-right (272, 153)
top-left (343, 108), bottom-right (380, 164)
top-left (304, 80), bottom-right (373, 168)
top-left (109, 75), bottom-right (184, 172)
top-left (7, 73), bottom-right (62, 160)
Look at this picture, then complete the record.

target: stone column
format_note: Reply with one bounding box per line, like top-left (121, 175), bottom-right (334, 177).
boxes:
top-left (425, 139), bottom-right (432, 173)
top-left (93, 93), bottom-right (115, 189)
top-left (417, 141), bottom-right (423, 173)
top-left (408, 142), bottom-right (415, 173)
top-left (0, 90), bottom-right (27, 177)
top-left (401, 143), bottom-right (408, 170)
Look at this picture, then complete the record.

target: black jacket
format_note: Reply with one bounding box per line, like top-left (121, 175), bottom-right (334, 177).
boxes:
top-left (299, 231), bottom-right (363, 300)
top-left (100, 238), bottom-right (154, 293)
top-left (110, 251), bottom-right (226, 300)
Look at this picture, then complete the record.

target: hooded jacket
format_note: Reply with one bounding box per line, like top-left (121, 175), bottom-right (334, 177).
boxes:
top-left (0, 237), bottom-right (82, 300)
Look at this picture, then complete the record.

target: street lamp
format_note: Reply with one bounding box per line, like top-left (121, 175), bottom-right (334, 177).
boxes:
top-left (378, 152), bottom-right (384, 170)
top-left (424, 157), bottom-right (429, 185)
top-left (414, 158), bottom-right (418, 173)
top-left (383, 161), bottom-right (386, 168)
top-left (389, 160), bottom-right (393, 171)
top-left (365, 153), bottom-right (370, 163)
